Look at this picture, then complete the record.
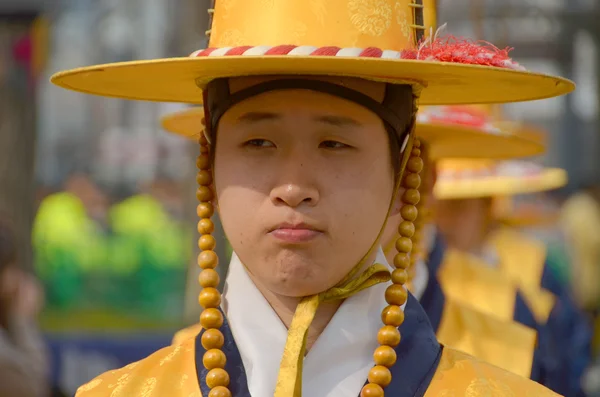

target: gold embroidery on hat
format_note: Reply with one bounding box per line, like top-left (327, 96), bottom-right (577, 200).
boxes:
top-left (309, 0), bottom-right (327, 25)
top-left (395, 5), bottom-right (411, 40)
top-left (220, 29), bottom-right (245, 47)
top-left (219, 0), bottom-right (238, 17)
top-left (348, 0), bottom-right (393, 37)
top-left (292, 22), bottom-right (308, 40)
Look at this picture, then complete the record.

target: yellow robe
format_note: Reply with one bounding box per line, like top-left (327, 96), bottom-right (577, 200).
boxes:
top-left (171, 305), bottom-right (536, 380)
top-left (439, 248), bottom-right (555, 325)
top-left (75, 335), bottom-right (559, 396)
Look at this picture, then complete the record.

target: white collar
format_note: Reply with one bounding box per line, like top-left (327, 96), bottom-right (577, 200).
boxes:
top-left (411, 259), bottom-right (429, 301)
top-left (222, 248), bottom-right (397, 397)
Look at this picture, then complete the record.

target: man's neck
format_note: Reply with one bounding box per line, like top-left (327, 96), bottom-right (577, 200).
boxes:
top-left (249, 277), bottom-right (343, 352)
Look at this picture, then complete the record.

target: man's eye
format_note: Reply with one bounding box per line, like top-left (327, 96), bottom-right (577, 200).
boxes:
top-left (320, 140), bottom-right (350, 149)
top-left (245, 139), bottom-right (275, 148)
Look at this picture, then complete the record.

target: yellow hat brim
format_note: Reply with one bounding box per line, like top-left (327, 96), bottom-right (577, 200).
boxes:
top-left (418, 123), bottom-right (543, 159)
top-left (162, 107), bottom-right (205, 140)
top-left (51, 56), bottom-right (574, 106)
top-left (161, 106), bottom-right (544, 160)
top-left (499, 211), bottom-right (560, 227)
top-left (434, 168), bottom-right (568, 200)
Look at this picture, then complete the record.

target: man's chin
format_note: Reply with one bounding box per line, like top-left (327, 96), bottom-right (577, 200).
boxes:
top-left (267, 277), bottom-right (332, 298)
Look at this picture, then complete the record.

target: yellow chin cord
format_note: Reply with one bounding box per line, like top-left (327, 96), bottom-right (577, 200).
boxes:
top-left (274, 264), bottom-right (392, 397)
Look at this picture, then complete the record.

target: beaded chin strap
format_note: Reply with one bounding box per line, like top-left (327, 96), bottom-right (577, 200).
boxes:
top-left (360, 138), bottom-right (424, 397)
top-left (195, 117), bottom-right (232, 397)
top-left (383, 145), bottom-right (431, 291)
top-left (407, 148), bottom-right (430, 287)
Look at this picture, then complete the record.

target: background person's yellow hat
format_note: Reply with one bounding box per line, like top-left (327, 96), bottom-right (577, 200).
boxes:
top-left (417, 104), bottom-right (545, 159)
top-left (433, 159), bottom-right (568, 200)
top-left (493, 194), bottom-right (561, 227)
top-left (161, 104), bottom-right (545, 160)
top-left (50, 0), bottom-right (573, 105)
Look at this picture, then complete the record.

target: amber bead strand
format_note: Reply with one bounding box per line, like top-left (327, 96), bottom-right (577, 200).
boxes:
top-left (196, 120), bottom-right (232, 397)
top-left (360, 138), bottom-right (424, 397)
top-left (407, 187), bottom-right (427, 285)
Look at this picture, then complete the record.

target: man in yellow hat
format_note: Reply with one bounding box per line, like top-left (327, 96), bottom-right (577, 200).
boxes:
top-left (50, 0), bottom-right (574, 395)
top-left (166, 104), bottom-right (542, 380)
top-left (434, 156), bottom-right (592, 396)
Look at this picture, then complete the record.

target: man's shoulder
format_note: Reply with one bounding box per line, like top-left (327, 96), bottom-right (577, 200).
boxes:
top-left (75, 337), bottom-right (200, 396)
top-left (427, 347), bottom-right (561, 396)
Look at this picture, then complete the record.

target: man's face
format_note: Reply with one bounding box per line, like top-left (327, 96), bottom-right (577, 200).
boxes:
top-left (213, 79), bottom-right (397, 297)
top-left (435, 197), bottom-right (492, 253)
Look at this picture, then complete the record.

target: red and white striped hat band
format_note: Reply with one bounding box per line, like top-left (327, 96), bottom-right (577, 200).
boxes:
top-left (190, 40), bottom-right (525, 73)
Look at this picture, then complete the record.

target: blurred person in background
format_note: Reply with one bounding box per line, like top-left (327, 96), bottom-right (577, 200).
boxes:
top-left (435, 161), bottom-right (592, 397)
top-left (64, 173), bottom-right (110, 232)
top-left (33, 173), bottom-right (109, 310)
top-left (107, 178), bottom-right (191, 317)
top-left (561, 184), bottom-right (600, 320)
top-left (0, 219), bottom-right (49, 397)
top-left (561, 184), bottom-right (600, 396)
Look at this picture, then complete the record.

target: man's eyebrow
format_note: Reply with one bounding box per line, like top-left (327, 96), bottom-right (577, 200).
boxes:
top-left (315, 115), bottom-right (362, 127)
top-left (237, 112), bottom-right (280, 123)
top-left (236, 112), bottom-right (361, 127)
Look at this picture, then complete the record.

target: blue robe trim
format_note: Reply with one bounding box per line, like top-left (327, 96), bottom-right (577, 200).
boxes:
top-left (420, 231), bottom-right (447, 333)
top-left (195, 309), bottom-right (250, 397)
top-left (194, 295), bottom-right (442, 396)
top-left (541, 260), bottom-right (592, 397)
top-left (388, 293), bottom-right (443, 397)
top-left (515, 261), bottom-right (592, 396)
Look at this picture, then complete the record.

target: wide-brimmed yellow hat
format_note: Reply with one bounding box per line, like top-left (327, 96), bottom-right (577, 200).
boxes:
top-left (161, 104), bottom-right (545, 159)
top-left (51, 0), bottom-right (573, 105)
top-left (494, 194), bottom-right (561, 227)
top-left (417, 105), bottom-right (546, 159)
top-left (434, 159), bottom-right (568, 200)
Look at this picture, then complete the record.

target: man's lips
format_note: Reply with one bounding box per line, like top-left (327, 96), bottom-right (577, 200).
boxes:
top-left (268, 222), bottom-right (323, 243)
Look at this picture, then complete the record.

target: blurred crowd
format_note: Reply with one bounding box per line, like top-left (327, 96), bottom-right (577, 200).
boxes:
top-left (0, 172), bottom-right (197, 396)
top-left (32, 173), bottom-right (192, 323)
